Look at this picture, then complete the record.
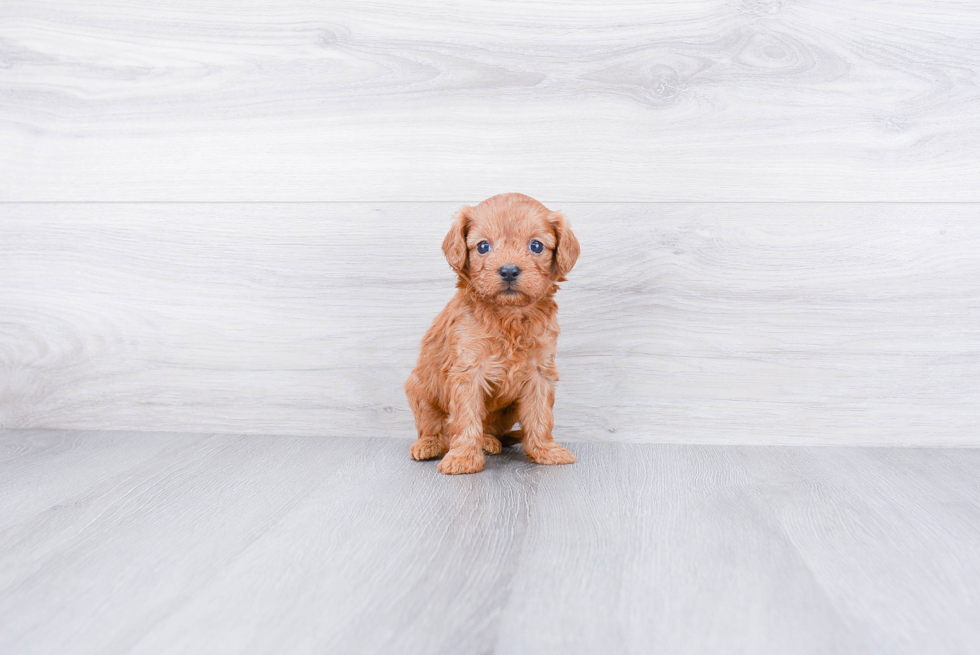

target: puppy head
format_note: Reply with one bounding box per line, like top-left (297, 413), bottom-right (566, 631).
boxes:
top-left (443, 193), bottom-right (580, 307)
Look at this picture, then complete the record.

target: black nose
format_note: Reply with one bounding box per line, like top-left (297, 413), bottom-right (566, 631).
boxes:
top-left (498, 264), bottom-right (521, 282)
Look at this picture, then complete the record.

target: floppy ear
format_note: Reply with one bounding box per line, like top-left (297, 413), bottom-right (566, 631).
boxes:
top-left (550, 211), bottom-right (580, 281)
top-left (442, 206), bottom-right (471, 275)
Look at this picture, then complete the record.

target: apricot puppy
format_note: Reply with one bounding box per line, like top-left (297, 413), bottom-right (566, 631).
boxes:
top-left (405, 193), bottom-right (580, 475)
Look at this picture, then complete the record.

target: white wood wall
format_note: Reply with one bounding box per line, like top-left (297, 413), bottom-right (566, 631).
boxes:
top-left (2, 0), bottom-right (979, 201)
top-left (1, 1), bottom-right (978, 444)
top-left (2, 204), bottom-right (978, 445)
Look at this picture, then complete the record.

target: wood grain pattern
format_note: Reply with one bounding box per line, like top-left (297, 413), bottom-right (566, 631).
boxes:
top-left (500, 445), bottom-right (980, 654)
top-left (1, 430), bottom-right (979, 654)
top-left (2, 203), bottom-right (979, 445)
top-left (1, 1), bottom-right (978, 201)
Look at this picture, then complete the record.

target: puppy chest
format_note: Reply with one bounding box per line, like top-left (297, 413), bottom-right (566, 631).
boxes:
top-left (485, 367), bottom-right (527, 404)
top-left (482, 351), bottom-right (555, 407)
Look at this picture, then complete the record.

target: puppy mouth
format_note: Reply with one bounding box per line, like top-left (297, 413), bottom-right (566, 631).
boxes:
top-left (498, 284), bottom-right (527, 299)
top-left (495, 285), bottom-right (531, 304)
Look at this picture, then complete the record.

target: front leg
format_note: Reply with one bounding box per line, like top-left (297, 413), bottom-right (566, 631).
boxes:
top-left (518, 372), bottom-right (576, 466)
top-left (439, 372), bottom-right (487, 475)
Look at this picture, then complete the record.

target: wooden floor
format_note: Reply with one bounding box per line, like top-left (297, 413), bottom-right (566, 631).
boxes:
top-left (2, 429), bottom-right (978, 655)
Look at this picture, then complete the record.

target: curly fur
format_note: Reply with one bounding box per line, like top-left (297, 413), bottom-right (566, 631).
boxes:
top-left (405, 193), bottom-right (580, 474)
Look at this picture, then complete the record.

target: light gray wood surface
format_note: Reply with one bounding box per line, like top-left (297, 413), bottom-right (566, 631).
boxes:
top-left (1, 1), bottom-right (979, 201)
top-left (2, 203), bottom-right (978, 445)
top-left (5, 6), bottom-right (978, 652)
top-left (1, 429), bottom-right (978, 655)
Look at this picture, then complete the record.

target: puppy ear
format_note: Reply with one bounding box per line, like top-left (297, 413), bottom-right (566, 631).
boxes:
top-left (550, 210), bottom-right (580, 281)
top-left (442, 205), bottom-right (471, 275)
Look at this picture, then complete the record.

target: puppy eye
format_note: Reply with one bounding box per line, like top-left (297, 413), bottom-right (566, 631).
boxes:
top-left (477, 240), bottom-right (492, 254)
top-left (529, 240), bottom-right (544, 254)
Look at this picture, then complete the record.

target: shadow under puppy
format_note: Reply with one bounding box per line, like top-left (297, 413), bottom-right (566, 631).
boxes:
top-left (405, 193), bottom-right (580, 474)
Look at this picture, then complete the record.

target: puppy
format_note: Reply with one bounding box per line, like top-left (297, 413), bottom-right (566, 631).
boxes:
top-left (405, 193), bottom-right (580, 474)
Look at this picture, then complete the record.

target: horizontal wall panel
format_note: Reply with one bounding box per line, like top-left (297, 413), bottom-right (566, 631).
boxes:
top-left (1, 1), bottom-right (979, 201)
top-left (1, 203), bottom-right (978, 445)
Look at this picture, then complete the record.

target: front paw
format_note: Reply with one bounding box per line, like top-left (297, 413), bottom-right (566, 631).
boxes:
top-left (438, 448), bottom-right (485, 475)
top-left (526, 444), bottom-right (576, 466)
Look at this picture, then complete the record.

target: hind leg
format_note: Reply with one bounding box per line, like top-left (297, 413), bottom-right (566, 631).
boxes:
top-left (480, 407), bottom-right (507, 454)
top-left (411, 430), bottom-right (449, 461)
top-left (409, 406), bottom-right (448, 460)
top-left (406, 381), bottom-right (449, 461)
top-left (497, 428), bottom-right (525, 448)
top-left (483, 404), bottom-right (522, 452)
top-left (480, 433), bottom-right (503, 455)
